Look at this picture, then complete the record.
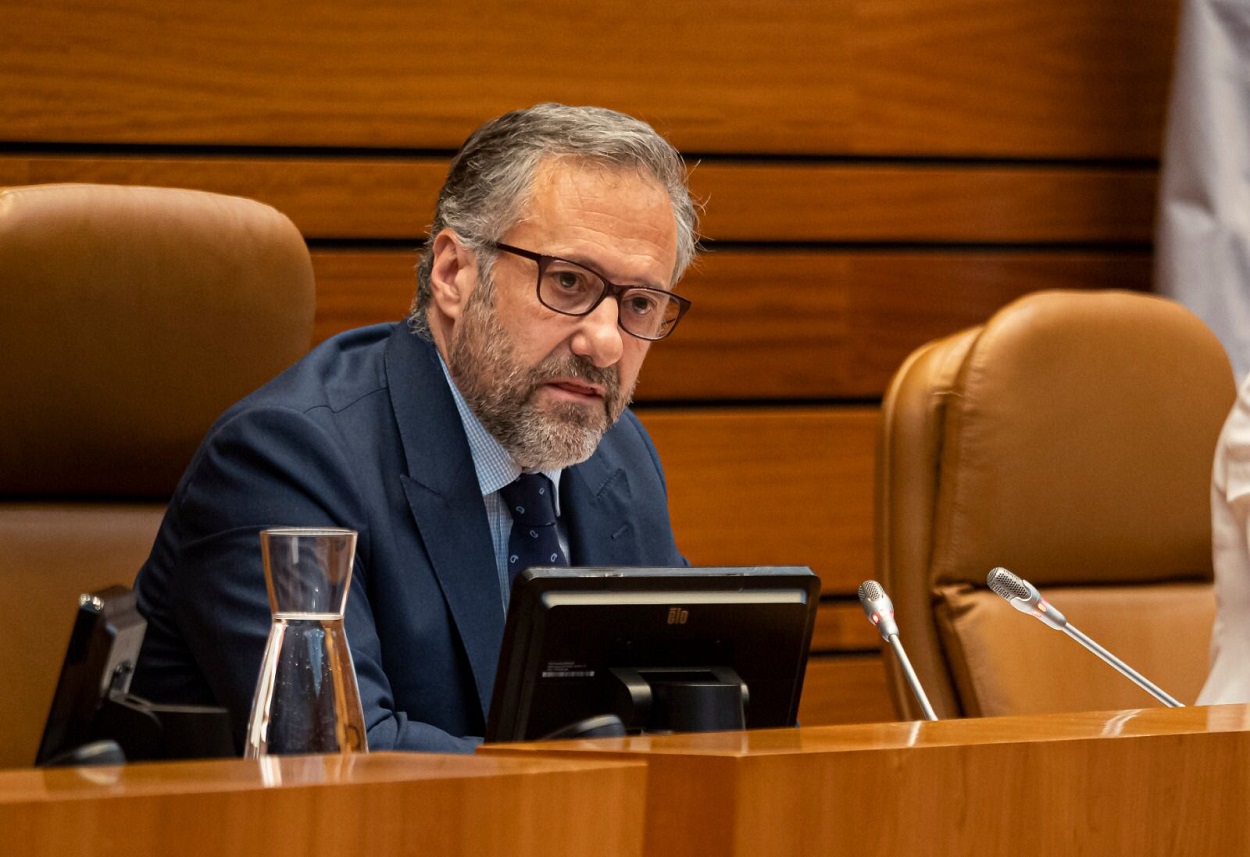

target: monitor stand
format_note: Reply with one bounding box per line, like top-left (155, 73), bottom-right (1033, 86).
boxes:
top-left (532, 666), bottom-right (750, 742)
top-left (540, 713), bottom-right (628, 741)
top-left (88, 691), bottom-right (235, 763)
top-left (609, 666), bottom-right (748, 733)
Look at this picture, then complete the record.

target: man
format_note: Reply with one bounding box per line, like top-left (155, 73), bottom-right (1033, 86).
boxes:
top-left (131, 103), bottom-right (700, 752)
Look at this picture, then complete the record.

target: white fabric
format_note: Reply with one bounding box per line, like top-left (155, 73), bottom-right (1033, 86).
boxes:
top-left (1199, 372), bottom-right (1250, 703)
top-left (1154, 0), bottom-right (1250, 380)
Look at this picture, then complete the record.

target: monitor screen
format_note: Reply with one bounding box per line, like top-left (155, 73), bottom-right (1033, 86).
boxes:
top-left (35, 585), bottom-right (146, 765)
top-left (485, 566), bottom-right (821, 743)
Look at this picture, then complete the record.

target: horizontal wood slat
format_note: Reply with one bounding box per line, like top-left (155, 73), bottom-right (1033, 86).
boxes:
top-left (798, 654), bottom-right (897, 726)
top-left (692, 162), bottom-right (1159, 243)
top-left (812, 602), bottom-right (883, 653)
top-left (637, 407), bottom-right (878, 596)
top-left (311, 251), bottom-right (417, 340)
top-left (310, 249), bottom-right (1152, 400)
top-left (667, 251), bottom-right (1152, 400)
top-left (0, 156), bottom-right (1158, 243)
top-left (1, 0), bottom-right (1177, 157)
top-left (0, 156), bottom-right (447, 241)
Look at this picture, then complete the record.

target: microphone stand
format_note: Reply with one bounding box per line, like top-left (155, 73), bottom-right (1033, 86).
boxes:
top-left (858, 580), bottom-right (941, 722)
top-left (887, 634), bottom-right (938, 721)
top-left (1061, 624), bottom-right (1184, 708)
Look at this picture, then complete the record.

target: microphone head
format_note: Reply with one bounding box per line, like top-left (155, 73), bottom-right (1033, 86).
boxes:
top-left (857, 579), bottom-right (899, 640)
top-left (986, 567), bottom-right (1067, 629)
top-left (987, 567), bottom-right (1035, 603)
top-left (857, 579), bottom-right (886, 604)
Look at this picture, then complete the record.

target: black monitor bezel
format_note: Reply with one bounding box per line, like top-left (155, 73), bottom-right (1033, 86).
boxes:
top-left (485, 565), bottom-right (821, 743)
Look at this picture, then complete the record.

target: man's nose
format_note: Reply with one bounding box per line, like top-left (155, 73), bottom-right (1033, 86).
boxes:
top-left (570, 298), bottom-right (625, 367)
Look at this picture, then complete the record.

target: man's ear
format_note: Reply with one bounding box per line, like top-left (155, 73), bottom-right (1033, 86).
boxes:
top-left (428, 229), bottom-right (477, 323)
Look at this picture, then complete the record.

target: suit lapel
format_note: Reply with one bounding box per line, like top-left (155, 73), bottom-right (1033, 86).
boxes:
top-left (563, 452), bottom-right (642, 566)
top-left (385, 329), bottom-right (504, 721)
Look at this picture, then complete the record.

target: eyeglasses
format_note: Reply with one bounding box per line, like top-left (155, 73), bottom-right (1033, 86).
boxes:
top-left (489, 242), bottom-right (691, 341)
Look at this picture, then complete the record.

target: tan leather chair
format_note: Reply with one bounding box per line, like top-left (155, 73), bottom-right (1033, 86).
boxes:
top-left (876, 289), bottom-right (1236, 720)
top-left (0, 184), bottom-right (316, 767)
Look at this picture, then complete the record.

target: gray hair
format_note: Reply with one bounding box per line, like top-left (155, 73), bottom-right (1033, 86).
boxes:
top-left (408, 103), bottom-right (699, 339)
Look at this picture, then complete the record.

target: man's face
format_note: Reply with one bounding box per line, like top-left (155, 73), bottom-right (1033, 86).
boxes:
top-left (445, 159), bottom-right (679, 471)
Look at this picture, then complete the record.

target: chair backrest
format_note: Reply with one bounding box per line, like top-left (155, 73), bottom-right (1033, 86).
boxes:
top-left (876, 289), bottom-right (1236, 720)
top-left (0, 183), bottom-right (316, 767)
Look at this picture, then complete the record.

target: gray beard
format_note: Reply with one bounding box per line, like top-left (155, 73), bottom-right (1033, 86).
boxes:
top-left (447, 285), bottom-right (633, 471)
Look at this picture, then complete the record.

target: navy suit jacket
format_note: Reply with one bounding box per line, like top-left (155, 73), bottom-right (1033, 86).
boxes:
top-left (132, 323), bottom-right (685, 752)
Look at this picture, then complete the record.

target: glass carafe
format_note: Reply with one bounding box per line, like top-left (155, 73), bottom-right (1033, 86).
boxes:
top-left (244, 527), bottom-right (367, 757)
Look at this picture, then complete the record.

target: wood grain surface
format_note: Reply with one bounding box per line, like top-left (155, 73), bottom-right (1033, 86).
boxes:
top-left (0, 752), bottom-right (648, 857)
top-left (0, 155), bottom-right (1158, 242)
top-left (1, 0), bottom-right (1177, 156)
top-left (483, 704), bottom-right (1250, 857)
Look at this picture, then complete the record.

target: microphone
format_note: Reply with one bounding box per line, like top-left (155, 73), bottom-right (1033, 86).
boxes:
top-left (986, 567), bottom-right (1183, 708)
top-left (857, 580), bottom-right (938, 721)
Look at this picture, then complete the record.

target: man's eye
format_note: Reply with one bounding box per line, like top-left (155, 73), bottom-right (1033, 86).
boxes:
top-left (547, 266), bottom-right (595, 293)
top-left (624, 294), bottom-right (659, 316)
top-left (554, 271), bottom-right (588, 291)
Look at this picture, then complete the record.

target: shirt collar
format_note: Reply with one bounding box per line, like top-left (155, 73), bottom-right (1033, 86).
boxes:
top-left (437, 352), bottom-right (562, 513)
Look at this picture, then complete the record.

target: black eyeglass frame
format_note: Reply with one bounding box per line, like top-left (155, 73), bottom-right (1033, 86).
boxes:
top-left (488, 241), bottom-right (691, 341)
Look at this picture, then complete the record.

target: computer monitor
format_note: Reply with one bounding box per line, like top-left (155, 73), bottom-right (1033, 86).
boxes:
top-left (485, 566), bottom-right (821, 743)
top-left (35, 586), bottom-right (234, 766)
top-left (35, 586), bottom-right (146, 765)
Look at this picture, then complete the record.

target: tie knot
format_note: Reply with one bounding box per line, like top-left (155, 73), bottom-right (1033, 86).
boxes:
top-left (500, 473), bottom-right (557, 527)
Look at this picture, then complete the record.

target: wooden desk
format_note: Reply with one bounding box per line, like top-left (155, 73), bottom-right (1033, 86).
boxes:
top-left (481, 704), bottom-right (1250, 856)
top-left (0, 752), bottom-right (647, 857)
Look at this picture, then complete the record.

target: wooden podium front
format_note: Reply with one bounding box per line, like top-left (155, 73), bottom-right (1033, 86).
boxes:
top-left (0, 752), bottom-right (647, 857)
top-left (481, 704), bottom-right (1250, 856)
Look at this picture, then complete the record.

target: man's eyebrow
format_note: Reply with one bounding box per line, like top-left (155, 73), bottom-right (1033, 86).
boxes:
top-left (558, 251), bottom-right (670, 292)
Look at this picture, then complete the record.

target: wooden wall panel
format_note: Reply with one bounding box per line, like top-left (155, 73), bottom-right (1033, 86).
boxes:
top-left (637, 407), bottom-right (878, 594)
top-left (691, 162), bottom-right (1159, 243)
top-left (798, 655), bottom-right (897, 726)
top-left (310, 249), bottom-right (1153, 400)
top-left (310, 251), bottom-right (415, 341)
top-left (0, 156), bottom-right (446, 239)
top-left (659, 251), bottom-right (1152, 400)
top-left (849, 0), bottom-right (1179, 157)
top-left (0, 155), bottom-right (1157, 243)
top-left (812, 603), bottom-right (881, 653)
top-left (2, 0), bottom-right (1177, 157)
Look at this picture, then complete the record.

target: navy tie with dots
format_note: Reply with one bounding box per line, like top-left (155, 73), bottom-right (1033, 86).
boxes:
top-left (500, 473), bottom-right (568, 581)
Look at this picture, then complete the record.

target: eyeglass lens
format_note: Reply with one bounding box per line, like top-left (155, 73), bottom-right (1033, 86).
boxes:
top-left (538, 258), bottom-right (681, 340)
